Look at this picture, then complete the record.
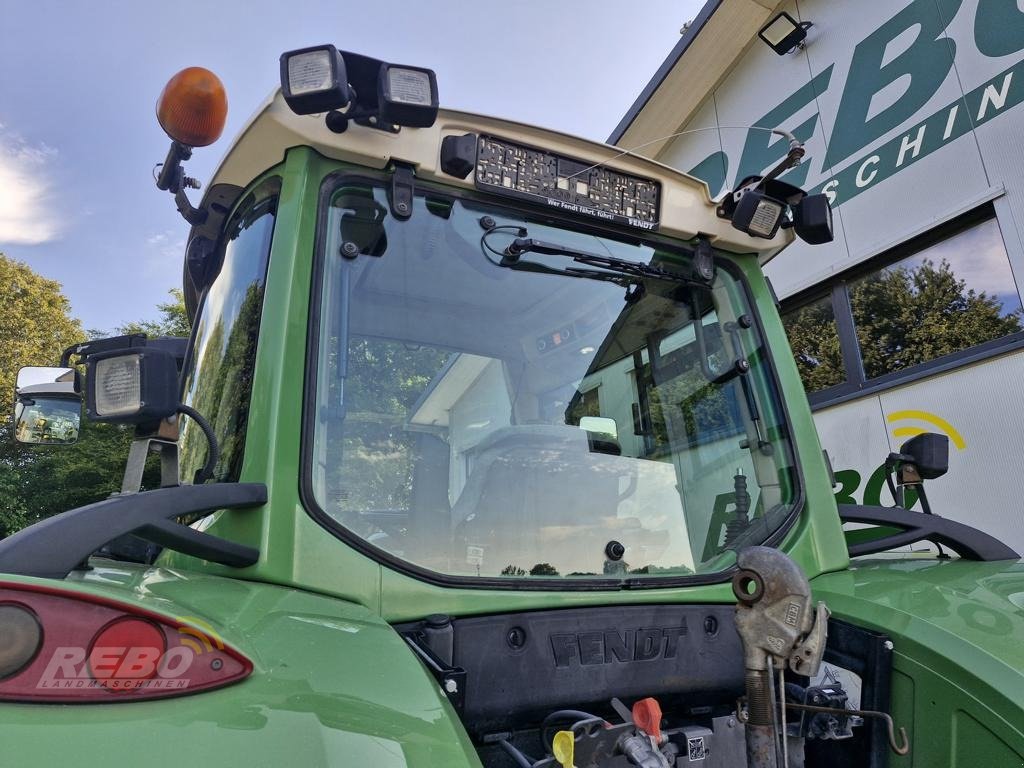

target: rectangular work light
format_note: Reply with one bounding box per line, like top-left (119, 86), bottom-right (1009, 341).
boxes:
top-left (85, 349), bottom-right (180, 424)
top-left (280, 45), bottom-right (351, 115)
top-left (378, 63), bottom-right (439, 127)
top-left (731, 189), bottom-right (786, 239)
top-left (792, 193), bottom-right (834, 244)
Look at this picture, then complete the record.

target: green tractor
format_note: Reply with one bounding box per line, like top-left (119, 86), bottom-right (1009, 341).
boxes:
top-left (1, 46), bottom-right (1021, 768)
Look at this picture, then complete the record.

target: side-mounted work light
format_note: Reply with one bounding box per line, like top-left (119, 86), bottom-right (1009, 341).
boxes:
top-left (792, 194), bottom-right (833, 245)
top-left (85, 349), bottom-right (180, 424)
top-left (731, 189), bottom-right (788, 239)
top-left (723, 176), bottom-right (834, 244)
top-left (758, 12), bottom-right (813, 55)
top-left (280, 45), bottom-right (350, 115)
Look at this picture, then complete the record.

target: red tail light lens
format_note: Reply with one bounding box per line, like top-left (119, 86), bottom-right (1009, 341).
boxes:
top-left (0, 583), bottom-right (251, 703)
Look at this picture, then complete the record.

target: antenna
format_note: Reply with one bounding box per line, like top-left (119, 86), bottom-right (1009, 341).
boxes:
top-left (566, 126), bottom-right (802, 180)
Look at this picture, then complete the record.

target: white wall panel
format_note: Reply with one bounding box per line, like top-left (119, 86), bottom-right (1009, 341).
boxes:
top-left (876, 351), bottom-right (1024, 553)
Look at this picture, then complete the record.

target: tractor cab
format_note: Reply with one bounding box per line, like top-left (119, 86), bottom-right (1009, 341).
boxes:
top-left (1, 45), bottom-right (1022, 768)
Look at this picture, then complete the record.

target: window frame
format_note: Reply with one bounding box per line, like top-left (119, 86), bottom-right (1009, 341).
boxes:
top-left (298, 169), bottom-right (806, 591)
top-left (781, 204), bottom-right (1024, 410)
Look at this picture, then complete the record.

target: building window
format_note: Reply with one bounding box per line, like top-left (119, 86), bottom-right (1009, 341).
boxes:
top-left (850, 217), bottom-right (1021, 379)
top-left (780, 208), bottom-right (1023, 401)
top-left (781, 294), bottom-right (844, 392)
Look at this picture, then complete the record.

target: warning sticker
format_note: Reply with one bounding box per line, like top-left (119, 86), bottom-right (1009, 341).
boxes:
top-left (687, 736), bottom-right (707, 761)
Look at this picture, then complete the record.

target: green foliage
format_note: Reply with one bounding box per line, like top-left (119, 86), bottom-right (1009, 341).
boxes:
top-left (528, 562), bottom-right (559, 576)
top-left (0, 251), bottom-right (186, 538)
top-left (116, 288), bottom-right (191, 338)
top-left (0, 254), bottom-right (84, 397)
top-left (0, 254), bottom-right (85, 537)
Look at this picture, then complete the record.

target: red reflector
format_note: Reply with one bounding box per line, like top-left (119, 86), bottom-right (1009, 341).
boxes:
top-left (0, 582), bottom-right (251, 703)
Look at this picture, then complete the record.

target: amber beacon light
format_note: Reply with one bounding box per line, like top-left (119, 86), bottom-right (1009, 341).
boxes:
top-left (156, 67), bottom-right (228, 147)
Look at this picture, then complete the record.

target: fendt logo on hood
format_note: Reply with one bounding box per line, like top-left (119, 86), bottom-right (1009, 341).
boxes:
top-left (550, 625), bottom-right (688, 667)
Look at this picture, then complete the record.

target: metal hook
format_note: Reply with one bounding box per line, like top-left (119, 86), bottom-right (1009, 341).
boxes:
top-left (784, 702), bottom-right (910, 756)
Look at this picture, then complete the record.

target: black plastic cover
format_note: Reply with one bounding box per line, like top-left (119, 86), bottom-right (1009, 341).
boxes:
top-left (440, 133), bottom-right (477, 179)
top-left (838, 503), bottom-right (1018, 560)
top-left (399, 604), bottom-right (743, 737)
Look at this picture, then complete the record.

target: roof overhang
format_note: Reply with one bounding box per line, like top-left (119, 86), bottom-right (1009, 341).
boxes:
top-left (609, 0), bottom-right (786, 157)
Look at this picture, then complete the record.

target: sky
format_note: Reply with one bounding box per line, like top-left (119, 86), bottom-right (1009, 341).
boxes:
top-left (0, 0), bottom-right (700, 334)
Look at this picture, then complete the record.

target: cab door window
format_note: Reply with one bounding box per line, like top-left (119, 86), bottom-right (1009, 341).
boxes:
top-left (180, 178), bottom-right (279, 483)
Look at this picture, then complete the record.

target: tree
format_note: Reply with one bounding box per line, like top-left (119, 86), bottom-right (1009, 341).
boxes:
top-left (115, 288), bottom-right (191, 338)
top-left (0, 254), bottom-right (85, 536)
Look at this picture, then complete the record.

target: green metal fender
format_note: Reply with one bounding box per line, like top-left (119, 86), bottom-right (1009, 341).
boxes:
top-left (0, 561), bottom-right (481, 768)
top-left (813, 558), bottom-right (1024, 766)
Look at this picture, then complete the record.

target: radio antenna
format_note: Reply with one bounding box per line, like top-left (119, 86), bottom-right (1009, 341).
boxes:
top-left (565, 126), bottom-right (802, 180)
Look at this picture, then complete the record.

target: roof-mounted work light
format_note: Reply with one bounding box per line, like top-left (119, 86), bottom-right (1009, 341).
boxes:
top-left (280, 45), bottom-right (350, 115)
top-left (279, 45), bottom-right (439, 130)
top-left (758, 12), bottom-right (813, 55)
top-left (378, 64), bottom-right (439, 128)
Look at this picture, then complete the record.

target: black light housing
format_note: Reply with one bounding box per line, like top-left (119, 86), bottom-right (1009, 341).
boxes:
top-left (85, 348), bottom-right (180, 424)
top-left (758, 12), bottom-right (812, 55)
top-left (793, 193), bottom-right (834, 244)
top-left (378, 63), bottom-right (439, 128)
top-left (731, 188), bottom-right (787, 239)
top-left (280, 44), bottom-right (350, 115)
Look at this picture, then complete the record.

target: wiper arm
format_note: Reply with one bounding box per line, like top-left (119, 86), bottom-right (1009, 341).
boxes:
top-left (502, 237), bottom-right (703, 287)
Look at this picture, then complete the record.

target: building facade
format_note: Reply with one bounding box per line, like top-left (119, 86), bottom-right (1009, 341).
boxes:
top-left (613, 0), bottom-right (1024, 551)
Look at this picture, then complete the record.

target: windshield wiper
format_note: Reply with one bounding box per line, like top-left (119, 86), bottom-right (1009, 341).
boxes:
top-left (482, 228), bottom-right (707, 290)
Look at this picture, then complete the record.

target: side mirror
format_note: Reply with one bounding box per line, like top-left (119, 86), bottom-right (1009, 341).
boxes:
top-left (13, 367), bottom-right (81, 445)
top-left (898, 432), bottom-right (949, 480)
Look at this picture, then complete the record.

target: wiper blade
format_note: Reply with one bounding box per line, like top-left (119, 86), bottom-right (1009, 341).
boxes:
top-left (501, 237), bottom-right (701, 287)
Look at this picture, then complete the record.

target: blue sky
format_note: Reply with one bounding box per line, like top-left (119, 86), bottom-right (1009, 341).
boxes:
top-left (0, 0), bottom-right (697, 334)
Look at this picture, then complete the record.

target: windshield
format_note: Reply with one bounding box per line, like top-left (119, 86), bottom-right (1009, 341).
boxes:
top-left (308, 181), bottom-right (798, 583)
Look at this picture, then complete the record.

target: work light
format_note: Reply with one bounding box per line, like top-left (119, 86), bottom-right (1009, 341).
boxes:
top-left (793, 193), bottom-right (834, 244)
top-left (85, 349), bottom-right (180, 423)
top-left (731, 189), bottom-right (787, 239)
top-left (280, 45), bottom-right (350, 115)
top-left (378, 63), bottom-right (439, 127)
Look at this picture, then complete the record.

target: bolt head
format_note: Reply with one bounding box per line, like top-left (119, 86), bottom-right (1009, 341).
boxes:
top-left (444, 679), bottom-right (458, 693)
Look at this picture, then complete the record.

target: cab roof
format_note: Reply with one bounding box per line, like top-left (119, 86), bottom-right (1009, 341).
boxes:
top-left (195, 88), bottom-right (792, 258)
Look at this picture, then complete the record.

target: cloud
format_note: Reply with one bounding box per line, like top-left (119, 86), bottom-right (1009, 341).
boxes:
top-left (143, 230), bottom-right (186, 278)
top-left (0, 128), bottom-right (62, 246)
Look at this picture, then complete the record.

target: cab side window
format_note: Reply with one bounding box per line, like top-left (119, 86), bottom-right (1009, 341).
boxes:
top-left (180, 178), bottom-right (279, 483)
